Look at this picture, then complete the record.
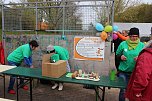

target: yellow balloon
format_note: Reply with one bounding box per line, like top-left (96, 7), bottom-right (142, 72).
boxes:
top-left (100, 31), bottom-right (108, 40)
top-left (104, 25), bottom-right (113, 32)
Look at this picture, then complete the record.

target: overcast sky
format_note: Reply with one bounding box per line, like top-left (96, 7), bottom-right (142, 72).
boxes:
top-left (3, 0), bottom-right (152, 4)
top-left (143, 0), bottom-right (152, 3)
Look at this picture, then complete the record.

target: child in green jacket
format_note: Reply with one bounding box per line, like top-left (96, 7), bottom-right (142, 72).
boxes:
top-left (47, 45), bottom-right (70, 91)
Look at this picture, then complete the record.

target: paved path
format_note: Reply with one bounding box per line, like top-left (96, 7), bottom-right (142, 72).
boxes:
top-left (0, 76), bottom-right (120, 101)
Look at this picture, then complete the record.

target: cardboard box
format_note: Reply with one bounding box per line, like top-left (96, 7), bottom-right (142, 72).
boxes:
top-left (42, 54), bottom-right (66, 78)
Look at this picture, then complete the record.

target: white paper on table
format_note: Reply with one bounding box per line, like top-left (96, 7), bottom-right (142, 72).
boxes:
top-left (0, 65), bottom-right (16, 73)
top-left (0, 98), bottom-right (16, 101)
top-left (75, 77), bottom-right (100, 81)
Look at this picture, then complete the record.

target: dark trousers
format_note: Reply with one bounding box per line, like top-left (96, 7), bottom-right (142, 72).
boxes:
top-left (8, 61), bottom-right (24, 91)
top-left (118, 72), bottom-right (131, 101)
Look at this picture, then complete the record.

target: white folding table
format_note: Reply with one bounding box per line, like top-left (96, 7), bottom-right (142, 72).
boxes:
top-left (0, 65), bottom-right (16, 98)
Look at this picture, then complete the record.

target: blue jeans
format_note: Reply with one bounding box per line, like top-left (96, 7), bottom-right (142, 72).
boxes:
top-left (118, 72), bottom-right (131, 101)
top-left (7, 61), bottom-right (24, 91)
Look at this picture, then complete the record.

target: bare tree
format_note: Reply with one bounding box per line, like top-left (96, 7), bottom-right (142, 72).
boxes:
top-left (115, 0), bottom-right (141, 14)
top-left (0, 0), bottom-right (4, 4)
top-left (91, 1), bottom-right (113, 25)
top-left (114, 0), bottom-right (142, 22)
top-left (91, 0), bottom-right (141, 24)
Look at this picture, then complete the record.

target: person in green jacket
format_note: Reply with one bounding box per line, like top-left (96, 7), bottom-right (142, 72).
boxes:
top-left (116, 27), bottom-right (144, 101)
top-left (7, 40), bottom-right (39, 94)
top-left (46, 45), bottom-right (70, 91)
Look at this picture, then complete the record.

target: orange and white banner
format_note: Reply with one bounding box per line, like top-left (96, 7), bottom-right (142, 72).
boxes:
top-left (74, 36), bottom-right (105, 61)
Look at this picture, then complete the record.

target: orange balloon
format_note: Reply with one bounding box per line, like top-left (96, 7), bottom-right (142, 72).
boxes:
top-left (100, 31), bottom-right (108, 40)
